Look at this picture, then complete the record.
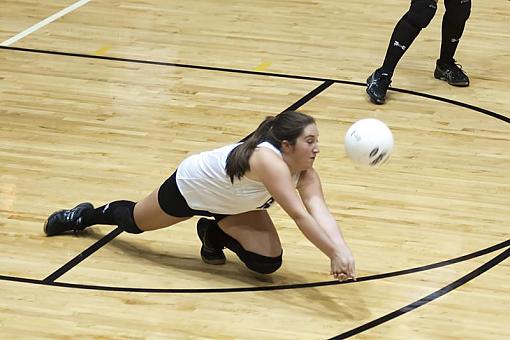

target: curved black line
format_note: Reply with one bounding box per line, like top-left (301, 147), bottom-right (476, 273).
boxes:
top-left (1, 239), bottom-right (508, 293)
top-left (389, 87), bottom-right (510, 123)
top-left (43, 227), bottom-right (123, 282)
top-left (1, 46), bottom-right (507, 123)
top-left (331, 246), bottom-right (510, 339)
top-left (0, 45), bottom-right (334, 83)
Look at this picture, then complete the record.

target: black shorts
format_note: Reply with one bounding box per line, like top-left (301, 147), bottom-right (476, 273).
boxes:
top-left (157, 171), bottom-right (228, 221)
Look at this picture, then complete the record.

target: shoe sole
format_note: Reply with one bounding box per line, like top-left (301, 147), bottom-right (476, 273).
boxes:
top-left (201, 249), bottom-right (226, 265)
top-left (366, 88), bottom-right (385, 104)
top-left (197, 219), bottom-right (226, 265)
top-left (434, 71), bottom-right (470, 87)
top-left (43, 209), bottom-right (64, 236)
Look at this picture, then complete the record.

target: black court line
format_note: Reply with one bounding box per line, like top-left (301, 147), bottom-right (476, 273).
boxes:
top-left (0, 45), bottom-right (339, 84)
top-left (331, 246), bottom-right (510, 339)
top-left (389, 87), bottom-right (510, 124)
top-left (283, 80), bottom-right (334, 112)
top-left (43, 227), bottom-right (124, 283)
top-left (1, 46), bottom-right (508, 123)
top-left (1, 239), bottom-right (507, 293)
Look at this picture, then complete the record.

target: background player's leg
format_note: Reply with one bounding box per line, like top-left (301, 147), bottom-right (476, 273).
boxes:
top-left (434, 0), bottom-right (471, 86)
top-left (439, 0), bottom-right (471, 64)
top-left (366, 0), bottom-right (438, 104)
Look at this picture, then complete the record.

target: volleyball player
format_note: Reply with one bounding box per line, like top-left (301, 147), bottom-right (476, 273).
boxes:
top-left (44, 111), bottom-right (356, 281)
top-left (367, 0), bottom-right (471, 104)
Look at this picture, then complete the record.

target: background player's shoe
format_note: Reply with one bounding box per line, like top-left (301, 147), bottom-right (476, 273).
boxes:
top-left (197, 218), bottom-right (226, 265)
top-left (434, 59), bottom-right (470, 86)
top-left (44, 202), bottom-right (94, 236)
top-left (366, 69), bottom-right (392, 104)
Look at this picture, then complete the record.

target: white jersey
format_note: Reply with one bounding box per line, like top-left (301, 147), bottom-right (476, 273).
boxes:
top-left (176, 142), bottom-right (299, 215)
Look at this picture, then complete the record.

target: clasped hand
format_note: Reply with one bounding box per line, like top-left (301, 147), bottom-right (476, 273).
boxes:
top-left (330, 249), bottom-right (356, 282)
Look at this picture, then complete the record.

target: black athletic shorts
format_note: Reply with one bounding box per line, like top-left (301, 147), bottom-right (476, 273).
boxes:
top-left (157, 171), bottom-right (228, 221)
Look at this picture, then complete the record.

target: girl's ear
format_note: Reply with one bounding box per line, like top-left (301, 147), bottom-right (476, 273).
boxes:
top-left (280, 140), bottom-right (292, 153)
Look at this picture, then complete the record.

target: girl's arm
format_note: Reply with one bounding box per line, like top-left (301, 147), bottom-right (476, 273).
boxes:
top-left (250, 150), bottom-right (355, 279)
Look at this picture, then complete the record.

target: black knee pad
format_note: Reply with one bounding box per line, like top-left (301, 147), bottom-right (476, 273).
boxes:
top-left (114, 201), bottom-right (143, 234)
top-left (444, 0), bottom-right (471, 23)
top-left (243, 251), bottom-right (283, 274)
top-left (404, 0), bottom-right (438, 30)
top-left (209, 221), bottom-right (282, 274)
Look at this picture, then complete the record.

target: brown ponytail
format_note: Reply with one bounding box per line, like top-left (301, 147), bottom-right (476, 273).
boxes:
top-left (225, 116), bottom-right (276, 183)
top-left (225, 111), bottom-right (315, 183)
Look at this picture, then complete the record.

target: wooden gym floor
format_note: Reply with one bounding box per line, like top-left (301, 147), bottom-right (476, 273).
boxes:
top-left (0, 1), bottom-right (508, 339)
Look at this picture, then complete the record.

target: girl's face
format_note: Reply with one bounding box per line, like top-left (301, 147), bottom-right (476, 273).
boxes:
top-left (282, 123), bottom-right (320, 172)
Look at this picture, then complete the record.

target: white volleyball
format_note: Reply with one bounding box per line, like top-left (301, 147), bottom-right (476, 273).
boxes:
top-left (344, 118), bottom-right (393, 167)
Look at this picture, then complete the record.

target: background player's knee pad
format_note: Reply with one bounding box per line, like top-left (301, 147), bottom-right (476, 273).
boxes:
top-left (243, 251), bottom-right (282, 274)
top-left (404, 0), bottom-right (438, 30)
top-left (444, 0), bottom-right (471, 24)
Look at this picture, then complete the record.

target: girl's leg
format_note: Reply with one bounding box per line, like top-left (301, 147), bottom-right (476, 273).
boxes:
top-left (133, 188), bottom-right (189, 231)
top-left (44, 187), bottom-right (189, 236)
top-left (218, 210), bottom-right (281, 257)
top-left (83, 187), bottom-right (190, 233)
top-left (200, 210), bottom-right (283, 274)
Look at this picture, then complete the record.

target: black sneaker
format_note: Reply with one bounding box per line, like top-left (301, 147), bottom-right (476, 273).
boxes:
top-left (366, 69), bottom-right (392, 104)
top-left (434, 59), bottom-right (470, 87)
top-left (44, 202), bottom-right (94, 236)
top-left (197, 218), bottom-right (226, 265)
